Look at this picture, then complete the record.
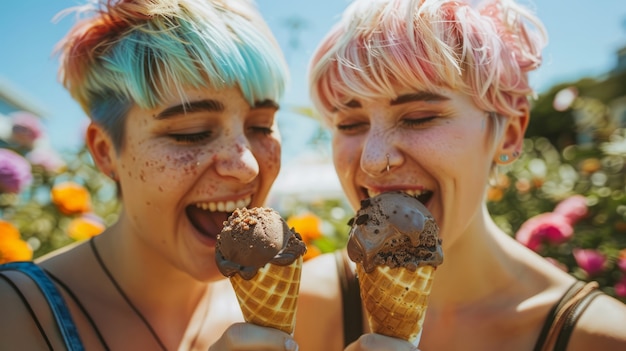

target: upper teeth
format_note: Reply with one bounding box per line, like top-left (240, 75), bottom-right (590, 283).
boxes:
top-left (195, 196), bottom-right (251, 212)
top-left (368, 189), bottom-right (425, 198)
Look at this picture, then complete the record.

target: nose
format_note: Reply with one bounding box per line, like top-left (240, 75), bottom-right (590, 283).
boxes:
top-left (360, 128), bottom-right (395, 177)
top-left (215, 135), bottom-right (259, 183)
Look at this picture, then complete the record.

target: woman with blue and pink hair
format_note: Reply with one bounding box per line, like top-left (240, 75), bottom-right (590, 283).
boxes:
top-left (300, 0), bottom-right (626, 350)
top-left (0, 0), bottom-right (303, 350)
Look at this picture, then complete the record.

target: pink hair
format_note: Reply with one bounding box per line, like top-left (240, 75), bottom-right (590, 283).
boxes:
top-left (308, 0), bottom-right (547, 119)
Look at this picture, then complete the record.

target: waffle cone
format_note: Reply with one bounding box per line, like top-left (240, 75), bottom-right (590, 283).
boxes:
top-left (357, 263), bottom-right (435, 343)
top-left (229, 256), bottom-right (303, 334)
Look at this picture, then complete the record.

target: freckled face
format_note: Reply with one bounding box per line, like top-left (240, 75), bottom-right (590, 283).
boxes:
top-left (115, 86), bottom-right (281, 279)
top-left (329, 88), bottom-right (495, 249)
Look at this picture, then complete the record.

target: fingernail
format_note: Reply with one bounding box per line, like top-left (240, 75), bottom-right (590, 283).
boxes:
top-left (285, 338), bottom-right (298, 351)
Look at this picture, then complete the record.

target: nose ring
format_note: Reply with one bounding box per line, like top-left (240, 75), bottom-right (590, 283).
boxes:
top-left (385, 154), bottom-right (390, 173)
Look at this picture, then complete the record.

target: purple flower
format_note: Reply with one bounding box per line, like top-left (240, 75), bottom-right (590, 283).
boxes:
top-left (0, 148), bottom-right (32, 194)
top-left (573, 248), bottom-right (606, 277)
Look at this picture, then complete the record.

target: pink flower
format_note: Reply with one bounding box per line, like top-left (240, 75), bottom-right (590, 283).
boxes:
top-left (26, 147), bottom-right (66, 173)
top-left (617, 249), bottom-right (626, 272)
top-left (573, 248), bottom-right (606, 277)
top-left (9, 111), bottom-right (44, 150)
top-left (553, 195), bottom-right (588, 225)
top-left (515, 212), bottom-right (573, 251)
top-left (0, 148), bottom-right (32, 193)
top-left (515, 196), bottom-right (588, 251)
top-left (615, 275), bottom-right (626, 298)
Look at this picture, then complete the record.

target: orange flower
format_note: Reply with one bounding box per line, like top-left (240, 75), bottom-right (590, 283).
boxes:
top-left (51, 181), bottom-right (92, 215)
top-left (303, 245), bottom-right (321, 261)
top-left (0, 220), bottom-right (33, 263)
top-left (486, 187), bottom-right (504, 202)
top-left (286, 212), bottom-right (323, 243)
top-left (67, 214), bottom-right (105, 241)
top-left (580, 158), bottom-right (601, 174)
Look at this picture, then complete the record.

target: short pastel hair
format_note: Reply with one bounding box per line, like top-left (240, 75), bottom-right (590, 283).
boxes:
top-left (309, 0), bottom-right (547, 119)
top-left (56, 0), bottom-right (289, 150)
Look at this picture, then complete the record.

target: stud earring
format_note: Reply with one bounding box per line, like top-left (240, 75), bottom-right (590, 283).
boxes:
top-left (499, 154), bottom-right (510, 163)
top-left (512, 151), bottom-right (520, 158)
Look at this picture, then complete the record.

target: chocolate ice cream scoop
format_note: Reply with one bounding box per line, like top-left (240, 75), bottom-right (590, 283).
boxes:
top-left (347, 191), bottom-right (443, 273)
top-left (216, 207), bottom-right (307, 280)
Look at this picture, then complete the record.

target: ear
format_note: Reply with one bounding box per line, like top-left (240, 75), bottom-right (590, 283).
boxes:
top-left (494, 106), bottom-right (528, 165)
top-left (85, 122), bottom-right (118, 180)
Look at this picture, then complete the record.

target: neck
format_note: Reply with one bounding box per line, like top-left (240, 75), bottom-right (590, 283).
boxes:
top-left (93, 222), bottom-right (211, 349)
top-left (429, 211), bottom-right (525, 307)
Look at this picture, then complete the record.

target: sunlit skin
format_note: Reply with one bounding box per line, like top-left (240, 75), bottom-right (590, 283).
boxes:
top-left (18, 86), bottom-right (288, 350)
top-left (329, 88), bottom-right (501, 252)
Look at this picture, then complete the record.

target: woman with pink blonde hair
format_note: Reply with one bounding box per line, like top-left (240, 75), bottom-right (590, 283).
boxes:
top-left (298, 0), bottom-right (626, 350)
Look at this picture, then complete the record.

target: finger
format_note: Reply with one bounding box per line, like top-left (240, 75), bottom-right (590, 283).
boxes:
top-left (209, 323), bottom-right (298, 351)
top-left (345, 333), bottom-right (417, 351)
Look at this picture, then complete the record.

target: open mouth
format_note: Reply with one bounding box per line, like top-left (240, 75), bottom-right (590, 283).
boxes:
top-left (366, 189), bottom-right (433, 207)
top-left (186, 196), bottom-right (252, 240)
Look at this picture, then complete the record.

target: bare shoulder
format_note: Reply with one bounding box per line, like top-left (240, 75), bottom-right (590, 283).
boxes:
top-left (570, 292), bottom-right (626, 351)
top-left (0, 268), bottom-right (61, 349)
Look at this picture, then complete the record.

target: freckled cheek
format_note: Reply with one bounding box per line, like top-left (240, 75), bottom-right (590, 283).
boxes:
top-left (332, 137), bottom-right (359, 169)
top-left (255, 139), bottom-right (281, 175)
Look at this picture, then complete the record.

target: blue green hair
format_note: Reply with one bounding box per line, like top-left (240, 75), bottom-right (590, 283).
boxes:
top-left (55, 0), bottom-right (289, 150)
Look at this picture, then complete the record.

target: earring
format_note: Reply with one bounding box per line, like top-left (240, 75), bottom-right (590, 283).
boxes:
top-left (499, 154), bottom-right (510, 163)
top-left (512, 151), bottom-right (520, 158)
top-left (109, 171), bottom-right (117, 181)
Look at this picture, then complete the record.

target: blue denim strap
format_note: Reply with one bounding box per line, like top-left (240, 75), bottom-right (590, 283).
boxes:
top-left (0, 261), bottom-right (85, 351)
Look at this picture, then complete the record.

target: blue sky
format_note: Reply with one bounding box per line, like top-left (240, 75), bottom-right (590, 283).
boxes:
top-left (0, 0), bottom-right (625, 162)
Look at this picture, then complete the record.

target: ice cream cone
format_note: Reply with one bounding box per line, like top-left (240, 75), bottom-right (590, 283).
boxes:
top-left (229, 256), bottom-right (303, 334)
top-left (356, 261), bottom-right (435, 343)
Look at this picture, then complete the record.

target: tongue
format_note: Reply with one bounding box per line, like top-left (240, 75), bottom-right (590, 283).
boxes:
top-left (186, 206), bottom-right (230, 239)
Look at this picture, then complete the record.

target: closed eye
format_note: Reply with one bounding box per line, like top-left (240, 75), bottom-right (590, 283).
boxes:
top-left (403, 116), bottom-right (438, 128)
top-left (336, 122), bottom-right (369, 134)
top-left (170, 132), bottom-right (211, 143)
top-left (249, 126), bottom-right (274, 135)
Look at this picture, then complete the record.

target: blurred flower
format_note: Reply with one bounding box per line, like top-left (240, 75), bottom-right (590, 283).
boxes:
top-left (27, 147), bottom-right (66, 173)
top-left (287, 212), bottom-right (324, 261)
top-left (618, 249), bottom-right (626, 272)
top-left (0, 148), bottom-right (33, 193)
top-left (51, 181), bottom-right (92, 215)
top-left (573, 248), bottom-right (606, 277)
top-left (515, 212), bottom-right (573, 251)
top-left (515, 178), bottom-right (532, 194)
top-left (287, 212), bottom-right (323, 243)
top-left (552, 195), bottom-right (588, 224)
top-left (615, 275), bottom-right (626, 298)
top-left (0, 220), bottom-right (33, 263)
top-left (67, 214), bottom-right (105, 241)
top-left (579, 158), bottom-right (602, 174)
top-left (486, 187), bottom-right (504, 202)
top-left (9, 111), bottom-right (44, 151)
top-left (515, 195), bottom-right (588, 251)
top-left (553, 87), bottom-right (578, 112)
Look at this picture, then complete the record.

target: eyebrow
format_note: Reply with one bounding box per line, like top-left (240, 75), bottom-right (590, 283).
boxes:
top-left (155, 98), bottom-right (279, 119)
top-left (390, 91), bottom-right (450, 105)
top-left (156, 99), bottom-right (224, 119)
top-left (335, 91), bottom-right (450, 111)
